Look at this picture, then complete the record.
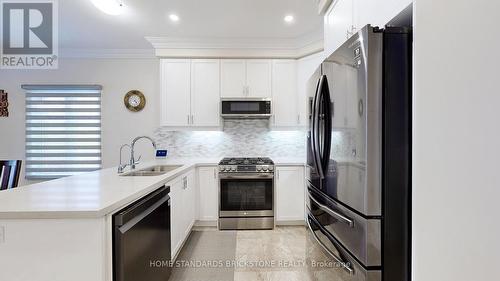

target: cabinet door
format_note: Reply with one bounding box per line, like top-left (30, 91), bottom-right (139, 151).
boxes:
top-left (197, 167), bottom-right (219, 221)
top-left (160, 59), bottom-right (192, 126)
top-left (191, 59), bottom-right (221, 126)
top-left (246, 60), bottom-right (272, 97)
top-left (354, 0), bottom-right (412, 29)
top-left (275, 166), bottom-right (305, 221)
top-left (168, 178), bottom-right (183, 257)
top-left (182, 171), bottom-right (196, 237)
top-left (324, 0), bottom-right (353, 55)
top-left (220, 59), bottom-right (246, 98)
top-left (272, 60), bottom-right (298, 127)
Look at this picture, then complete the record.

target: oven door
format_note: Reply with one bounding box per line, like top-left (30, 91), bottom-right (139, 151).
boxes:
top-left (219, 173), bottom-right (273, 217)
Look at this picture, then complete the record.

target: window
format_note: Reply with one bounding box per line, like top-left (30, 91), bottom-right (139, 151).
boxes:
top-left (22, 85), bottom-right (102, 180)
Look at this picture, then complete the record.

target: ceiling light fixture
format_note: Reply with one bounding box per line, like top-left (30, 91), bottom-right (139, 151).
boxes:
top-left (91, 0), bottom-right (125, 16)
top-left (169, 14), bottom-right (180, 22)
top-left (284, 15), bottom-right (294, 23)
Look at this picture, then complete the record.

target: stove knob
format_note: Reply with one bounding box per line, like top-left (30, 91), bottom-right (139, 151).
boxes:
top-left (256, 166), bottom-right (262, 171)
top-left (262, 166), bottom-right (268, 171)
top-left (231, 166), bottom-right (237, 171)
top-left (268, 166), bottom-right (274, 171)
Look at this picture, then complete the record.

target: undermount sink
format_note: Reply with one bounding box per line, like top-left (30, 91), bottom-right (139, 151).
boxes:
top-left (121, 165), bottom-right (183, 177)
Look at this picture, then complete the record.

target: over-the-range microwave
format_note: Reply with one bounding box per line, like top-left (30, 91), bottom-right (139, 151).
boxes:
top-left (220, 98), bottom-right (272, 118)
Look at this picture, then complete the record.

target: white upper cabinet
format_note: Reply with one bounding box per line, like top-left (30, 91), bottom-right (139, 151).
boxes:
top-left (160, 59), bottom-right (191, 126)
top-left (246, 60), bottom-right (272, 98)
top-left (324, 0), bottom-right (354, 55)
top-left (191, 59), bottom-right (221, 126)
top-left (160, 59), bottom-right (221, 127)
top-left (354, 0), bottom-right (412, 29)
top-left (220, 60), bottom-right (246, 98)
top-left (272, 60), bottom-right (298, 127)
top-left (220, 59), bottom-right (272, 98)
top-left (324, 0), bottom-right (412, 56)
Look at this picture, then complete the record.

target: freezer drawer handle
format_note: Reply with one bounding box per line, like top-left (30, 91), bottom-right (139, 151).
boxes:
top-left (307, 188), bottom-right (354, 228)
top-left (307, 217), bottom-right (354, 275)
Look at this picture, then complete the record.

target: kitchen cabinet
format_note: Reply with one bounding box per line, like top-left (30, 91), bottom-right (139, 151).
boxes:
top-left (354, 0), bottom-right (412, 30)
top-left (168, 169), bottom-right (196, 258)
top-left (197, 166), bottom-right (219, 222)
top-left (324, 0), bottom-right (354, 56)
top-left (272, 60), bottom-right (299, 127)
top-left (324, 0), bottom-right (412, 56)
top-left (160, 59), bottom-right (191, 126)
top-left (275, 166), bottom-right (305, 222)
top-left (191, 59), bottom-right (221, 126)
top-left (246, 60), bottom-right (272, 97)
top-left (220, 59), bottom-right (272, 98)
top-left (220, 59), bottom-right (246, 98)
top-left (160, 59), bottom-right (220, 127)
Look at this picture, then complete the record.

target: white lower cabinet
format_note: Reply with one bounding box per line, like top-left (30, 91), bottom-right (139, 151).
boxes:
top-left (275, 166), bottom-right (305, 222)
top-left (197, 166), bottom-right (219, 222)
top-left (169, 169), bottom-right (196, 258)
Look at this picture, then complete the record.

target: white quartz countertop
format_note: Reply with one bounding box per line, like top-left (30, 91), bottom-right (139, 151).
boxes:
top-left (0, 157), bottom-right (305, 219)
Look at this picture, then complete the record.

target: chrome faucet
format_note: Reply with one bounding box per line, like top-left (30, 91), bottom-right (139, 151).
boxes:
top-left (117, 144), bottom-right (131, 173)
top-left (130, 136), bottom-right (157, 169)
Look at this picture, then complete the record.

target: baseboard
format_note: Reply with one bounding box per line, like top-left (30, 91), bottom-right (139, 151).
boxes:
top-left (194, 220), bottom-right (218, 227)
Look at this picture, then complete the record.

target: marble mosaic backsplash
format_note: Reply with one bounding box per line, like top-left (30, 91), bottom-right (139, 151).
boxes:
top-left (154, 120), bottom-right (306, 158)
top-left (154, 120), bottom-right (356, 159)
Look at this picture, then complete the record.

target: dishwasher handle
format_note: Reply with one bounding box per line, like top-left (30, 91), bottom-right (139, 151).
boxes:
top-left (114, 186), bottom-right (169, 227)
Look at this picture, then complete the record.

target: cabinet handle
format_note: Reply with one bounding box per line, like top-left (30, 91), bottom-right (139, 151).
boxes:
top-left (187, 115), bottom-right (190, 124)
top-left (213, 168), bottom-right (216, 179)
top-left (297, 114), bottom-right (300, 124)
top-left (191, 115), bottom-right (194, 124)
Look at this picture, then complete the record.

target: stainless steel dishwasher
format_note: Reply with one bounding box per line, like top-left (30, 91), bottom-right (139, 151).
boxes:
top-left (113, 186), bottom-right (171, 281)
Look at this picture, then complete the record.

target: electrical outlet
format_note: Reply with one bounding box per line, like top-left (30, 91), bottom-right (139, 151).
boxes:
top-left (0, 226), bottom-right (5, 243)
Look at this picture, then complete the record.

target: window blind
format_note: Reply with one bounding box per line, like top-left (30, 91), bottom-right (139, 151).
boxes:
top-left (22, 85), bottom-right (102, 180)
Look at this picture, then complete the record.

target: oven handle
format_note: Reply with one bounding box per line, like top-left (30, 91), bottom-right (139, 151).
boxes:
top-left (306, 216), bottom-right (354, 275)
top-left (307, 188), bottom-right (354, 228)
top-left (219, 173), bottom-right (274, 179)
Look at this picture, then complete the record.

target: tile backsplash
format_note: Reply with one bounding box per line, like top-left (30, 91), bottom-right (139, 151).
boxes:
top-left (154, 120), bottom-right (356, 159)
top-left (154, 120), bottom-right (306, 158)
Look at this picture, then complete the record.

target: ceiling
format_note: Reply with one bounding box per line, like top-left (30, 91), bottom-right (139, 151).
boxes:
top-left (59, 0), bottom-right (324, 50)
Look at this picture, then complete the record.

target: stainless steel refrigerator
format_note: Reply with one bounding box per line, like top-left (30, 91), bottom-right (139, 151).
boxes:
top-left (306, 25), bottom-right (411, 281)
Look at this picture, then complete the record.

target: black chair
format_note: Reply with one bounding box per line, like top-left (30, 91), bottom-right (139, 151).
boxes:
top-left (0, 160), bottom-right (22, 190)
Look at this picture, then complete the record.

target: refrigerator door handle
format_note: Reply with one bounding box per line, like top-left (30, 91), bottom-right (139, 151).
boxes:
top-left (314, 76), bottom-right (326, 179)
top-left (307, 188), bottom-right (354, 227)
top-left (321, 77), bottom-right (333, 173)
top-left (307, 216), bottom-right (354, 275)
top-left (311, 77), bottom-right (324, 180)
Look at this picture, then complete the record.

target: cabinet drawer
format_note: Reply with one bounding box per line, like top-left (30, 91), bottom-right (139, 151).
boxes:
top-left (306, 184), bottom-right (381, 267)
top-left (307, 214), bottom-right (381, 281)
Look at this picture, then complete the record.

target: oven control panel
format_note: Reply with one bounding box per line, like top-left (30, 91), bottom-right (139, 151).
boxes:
top-left (219, 165), bottom-right (274, 173)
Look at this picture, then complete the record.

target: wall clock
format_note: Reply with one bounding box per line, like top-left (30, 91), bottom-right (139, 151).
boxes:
top-left (0, 90), bottom-right (8, 117)
top-left (124, 90), bottom-right (146, 112)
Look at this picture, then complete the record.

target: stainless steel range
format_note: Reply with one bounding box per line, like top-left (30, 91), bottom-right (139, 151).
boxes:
top-left (218, 157), bottom-right (274, 230)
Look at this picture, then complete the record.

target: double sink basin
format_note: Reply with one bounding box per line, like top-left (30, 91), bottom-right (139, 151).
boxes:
top-left (121, 165), bottom-right (183, 177)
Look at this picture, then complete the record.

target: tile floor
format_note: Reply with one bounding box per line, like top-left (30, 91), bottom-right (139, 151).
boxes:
top-left (168, 226), bottom-right (346, 281)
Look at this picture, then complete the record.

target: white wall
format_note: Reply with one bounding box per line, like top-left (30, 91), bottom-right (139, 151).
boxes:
top-left (413, 0), bottom-right (500, 280)
top-left (0, 58), bottom-right (159, 186)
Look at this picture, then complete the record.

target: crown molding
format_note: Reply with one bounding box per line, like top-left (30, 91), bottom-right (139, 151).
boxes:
top-left (145, 29), bottom-right (324, 59)
top-left (58, 49), bottom-right (156, 59)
